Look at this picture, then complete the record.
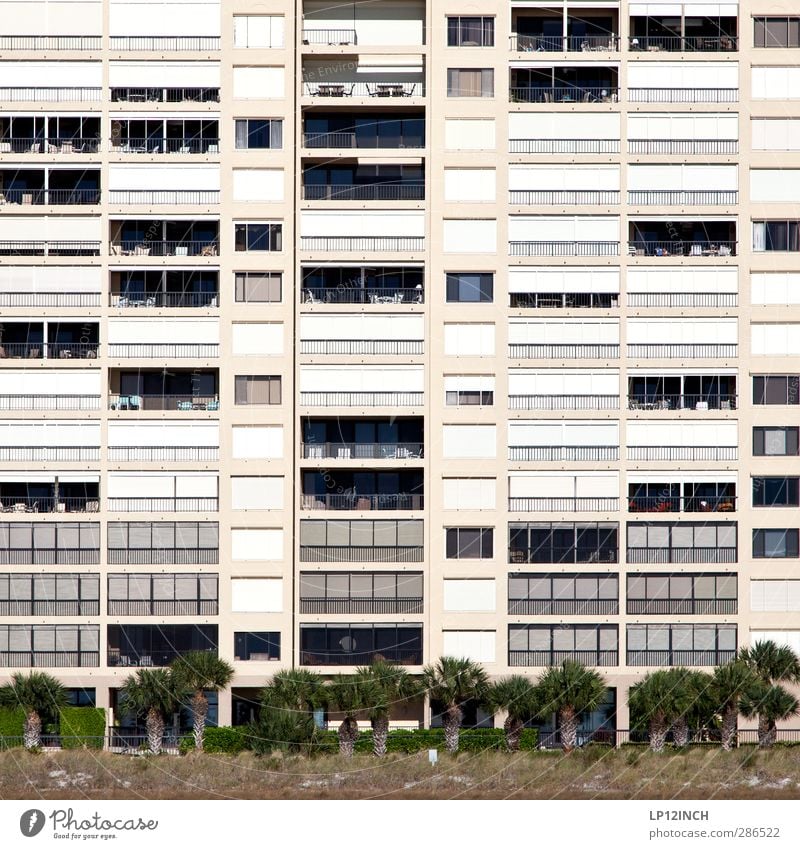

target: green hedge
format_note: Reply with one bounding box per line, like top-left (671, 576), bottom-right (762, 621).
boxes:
top-left (312, 727), bottom-right (539, 755)
top-left (0, 706), bottom-right (24, 745)
top-left (180, 726), bottom-right (249, 754)
top-left (58, 707), bottom-right (106, 749)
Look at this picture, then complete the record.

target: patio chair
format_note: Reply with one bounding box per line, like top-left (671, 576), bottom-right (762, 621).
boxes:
top-left (206, 399), bottom-right (220, 411)
top-left (177, 400), bottom-right (193, 411)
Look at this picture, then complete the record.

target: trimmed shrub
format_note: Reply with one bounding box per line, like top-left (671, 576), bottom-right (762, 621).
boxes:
top-left (59, 707), bottom-right (106, 749)
top-left (313, 727), bottom-right (539, 754)
top-left (181, 726), bottom-right (248, 755)
top-left (0, 706), bottom-right (24, 746)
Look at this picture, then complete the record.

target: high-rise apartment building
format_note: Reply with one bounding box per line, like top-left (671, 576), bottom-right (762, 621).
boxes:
top-left (0, 0), bottom-right (798, 736)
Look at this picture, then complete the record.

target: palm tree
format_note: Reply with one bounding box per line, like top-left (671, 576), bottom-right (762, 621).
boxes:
top-left (739, 640), bottom-right (800, 742)
top-left (262, 668), bottom-right (324, 713)
top-left (533, 660), bottom-right (607, 752)
top-left (171, 651), bottom-right (234, 752)
top-left (628, 670), bottom-right (682, 752)
top-left (326, 674), bottom-right (368, 757)
top-left (119, 668), bottom-right (181, 754)
top-left (740, 684), bottom-right (800, 749)
top-left (484, 675), bottom-right (538, 751)
top-left (255, 669), bottom-right (326, 753)
top-left (422, 656), bottom-right (489, 754)
top-left (668, 668), bottom-right (712, 747)
top-left (710, 660), bottom-right (756, 750)
top-left (0, 671), bottom-right (66, 750)
top-left (357, 660), bottom-right (416, 757)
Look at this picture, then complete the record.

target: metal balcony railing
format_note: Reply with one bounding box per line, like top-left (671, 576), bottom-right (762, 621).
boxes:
top-left (109, 36), bottom-right (222, 51)
top-left (510, 241), bottom-right (620, 257)
top-left (626, 547), bottom-right (738, 564)
top-left (107, 649), bottom-right (212, 667)
top-left (0, 35), bottom-right (101, 50)
top-left (300, 339), bottom-right (423, 355)
top-left (302, 28), bottom-right (357, 45)
top-left (0, 293), bottom-right (100, 308)
top-left (107, 343), bottom-right (219, 358)
top-left (0, 446), bottom-right (99, 462)
top-left (0, 497), bottom-right (99, 514)
top-left (0, 394), bottom-right (100, 411)
top-left (0, 138), bottom-right (100, 154)
top-left (627, 292), bottom-right (737, 308)
top-left (509, 445), bottom-right (619, 461)
top-left (627, 446), bottom-right (737, 461)
top-left (302, 81), bottom-right (423, 98)
top-left (0, 88), bottom-right (101, 102)
top-left (110, 138), bottom-right (220, 154)
top-left (299, 391), bottom-right (423, 407)
top-left (627, 139), bottom-right (738, 155)
top-left (299, 598), bottom-right (423, 614)
top-left (0, 240), bottom-right (100, 256)
top-left (509, 394), bottom-right (619, 410)
top-left (302, 442), bottom-right (423, 460)
top-left (627, 496), bottom-right (736, 513)
top-left (108, 394), bottom-right (219, 412)
top-left (300, 649), bottom-right (422, 666)
top-left (107, 599), bottom-right (219, 615)
top-left (509, 650), bottom-right (618, 667)
top-left (509, 497), bottom-right (620, 512)
top-left (510, 293), bottom-right (618, 309)
top-left (0, 651), bottom-right (99, 667)
top-left (509, 343), bottom-right (620, 359)
top-left (110, 240), bottom-right (219, 257)
top-left (302, 184), bottom-right (425, 201)
top-left (0, 548), bottom-right (100, 565)
top-left (510, 86), bottom-right (619, 103)
top-left (626, 599), bottom-right (737, 615)
top-left (627, 650), bottom-right (736, 667)
top-left (509, 599), bottom-right (619, 615)
top-left (509, 138), bottom-right (619, 154)
top-left (510, 34), bottom-right (620, 51)
top-left (510, 189), bottom-right (620, 205)
top-left (508, 547), bottom-right (618, 565)
top-left (107, 497), bottom-right (219, 512)
top-left (628, 88), bottom-right (738, 103)
top-left (303, 131), bottom-right (424, 149)
top-left (108, 190), bottom-right (220, 205)
top-left (107, 446), bottom-right (219, 462)
top-left (0, 600), bottom-right (99, 616)
top-left (301, 493), bottom-right (424, 511)
top-left (299, 544), bottom-right (424, 563)
top-left (629, 35), bottom-right (737, 52)
top-left (627, 343), bottom-right (737, 358)
top-left (111, 292), bottom-right (219, 309)
top-left (107, 548), bottom-right (218, 565)
top-left (301, 236), bottom-right (424, 252)
top-left (0, 189), bottom-right (100, 204)
top-left (653, 393), bottom-right (731, 414)
top-left (301, 287), bottom-right (424, 305)
top-left (628, 190), bottom-right (738, 205)
top-left (110, 87), bottom-right (220, 103)
top-left (628, 240), bottom-right (736, 257)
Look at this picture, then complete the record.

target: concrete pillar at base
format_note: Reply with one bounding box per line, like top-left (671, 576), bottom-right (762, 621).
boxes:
top-left (615, 686), bottom-right (630, 746)
top-left (217, 688), bottom-right (232, 727)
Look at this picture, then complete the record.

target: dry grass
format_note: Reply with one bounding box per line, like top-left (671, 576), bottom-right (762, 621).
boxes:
top-left (1, 747), bottom-right (800, 799)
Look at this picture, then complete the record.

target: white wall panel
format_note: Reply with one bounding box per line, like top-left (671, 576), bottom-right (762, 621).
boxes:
top-left (508, 216), bottom-right (619, 241)
top-left (443, 580), bottom-right (496, 613)
top-left (231, 477), bottom-right (283, 510)
top-left (509, 165), bottom-right (619, 191)
top-left (0, 370), bottom-right (99, 394)
top-left (445, 118), bottom-right (496, 150)
top-left (0, 266), bottom-right (101, 293)
top-left (750, 631), bottom-right (800, 654)
top-left (300, 365), bottom-right (423, 392)
top-left (751, 582), bottom-right (800, 613)
top-left (629, 62), bottom-right (738, 88)
top-left (0, 62), bottom-right (100, 87)
top-left (108, 421), bottom-right (217, 447)
top-left (628, 267), bottom-right (737, 293)
top-left (508, 267), bottom-right (619, 294)
top-left (752, 272), bottom-right (800, 305)
top-left (232, 169), bottom-right (284, 202)
top-left (628, 164), bottom-right (737, 190)
top-left (508, 369), bottom-right (619, 395)
top-left (752, 324), bottom-right (800, 355)
top-left (233, 66), bottom-right (284, 98)
top-left (108, 164), bottom-right (220, 190)
top-left (0, 421), bottom-right (99, 446)
top-left (444, 169), bottom-right (496, 202)
top-left (751, 170), bottom-right (800, 202)
top-left (627, 421), bottom-right (737, 447)
top-left (442, 479), bottom-right (496, 510)
top-left (231, 528), bottom-right (283, 560)
top-left (107, 318), bottom-right (219, 343)
top-left (443, 220), bottom-right (497, 253)
top-left (628, 318), bottom-right (737, 343)
top-left (232, 425), bottom-right (283, 459)
top-left (232, 323), bottom-right (283, 356)
top-left (231, 578), bottom-right (282, 612)
top-left (753, 119), bottom-right (800, 150)
top-left (628, 113), bottom-right (738, 140)
top-left (300, 210), bottom-right (424, 237)
top-left (0, 0), bottom-right (102, 35)
top-left (110, 0), bottom-right (220, 36)
top-left (299, 314), bottom-right (423, 341)
top-left (442, 425), bottom-right (496, 459)
top-left (444, 323), bottom-right (495, 356)
top-left (509, 420), bottom-right (618, 447)
top-left (508, 112), bottom-right (620, 140)
top-left (752, 67), bottom-right (800, 99)
top-left (233, 15), bottom-right (284, 48)
top-left (442, 631), bottom-right (496, 662)
top-left (508, 319), bottom-right (619, 344)
top-left (108, 61), bottom-right (219, 87)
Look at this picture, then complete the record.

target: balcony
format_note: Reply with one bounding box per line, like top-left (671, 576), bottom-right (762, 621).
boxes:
top-left (628, 375), bottom-right (736, 412)
top-left (302, 113), bottom-right (424, 149)
top-left (627, 599), bottom-right (737, 615)
top-left (110, 137), bottom-right (219, 155)
top-left (510, 86), bottom-right (618, 103)
top-left (301, 236), bottom-right (424, 252)
top-left (0, 650), bottom-right (99, 667)
top-left (0, 446), bottom-right (98, 463)
top-left (108, 599), bottom-right (218, 616)
top-left (0, 88), bottom-right (101, 102)
top-left (110, 219), bottom-right (219, 258)
top-left (509, 497), bottom-right (619, 512)
top-left (0, 35), bottom-right (101, 50)
top-left (301, 339), bottom-right (423, 355)
top-left (0, 292), bottom-right (100, 308)
top-left (302, 28), bottom-right (357, 45)
top-left (627, 446), bottom-right (737, 461)
top-left (627, 292), bottom-right (737, 308)
top-left (108, 343), bottom-right (219, 358)
top-left (303, 81), bottom-right (423, 98)
top-left (510, 189), bottom-right (620, 206)
top-left (300, 390), bottom-right (423, 407)
top-left (303, 183), bottom-right (424, 201)
top-left (629, 17), bottom-right (737, 52)
top-left (109, 394), bottom-right (219, 412)
top-left (510, 599), bottom-right (618, 615)
top-left (510, 241), bottom-right (619, 257)
top-left (109, 36), bottom-right (222, 51)
top-left (628, 221), bottom-right (737, 258)
top-left (303, 287), bottom-right (423, 305)
top-left (300, 597), bottom-right (422, 614)
top-left (628, 546), bottom-right (737, 564)
top-left (299, 518), bottom-right (423, 563)
top-left (300, 544), bottom-right (423, 562)
top-left (627, 343), bottom-right (737, 359)
top-left (509, 445), bottom-right (618, 462)
top-left (510, 293), bottom-right (618, 309)
top-left (109, 369), bottom-right (219, 412)
top-left (0, 599), bottom-right (99, 616)
top-left (0, 169), bottom-right (101, 206)
top-left (510, 138), bottom-right (619, 155)
top-left (110, 87), bottom-right (220, 103)
top-left (510, 35), bottom-right (619, 52)
top-left (628, 190), bottom-right (738, 206)
top-left (108, 523), bottom-right (219, 565)
top-left (627, 649), bottom-right (735, 667)
top-left (0, 394), bottom-right (99, 411)
top-left (299, 623), bottom-right (423, 667)
top-left (509, 650), bottom-right (618, 667)
top-left (302, 162), bottom-right (424, 202)
top-left (0, 241), bottom-right (99, 256)
top-left (0, 323), bottom-right (99, 361)
top-left (110, 270), bottom-right (218, 309)
top-left (106, 497), bottom-right (218, 512)
top-left (303, 417), bottom-right (423, 461)
top-left (107, 446), bottom-right (218, 462)
top-left (302, 493), bottom-right (424, 511)
top-left (627, 495), bottom-right (736, 514)
top-left (107, 624), bottom-right (218, 667)
top-left (511, 10), bottom-right (619, 53)
top-left (107, 190), bottom-right (219, 205)
top-left (0, 492), bottom-right (99, 515)
top-left (509, 393), bottom-right (619, 411)
top-left (628, 88), bottom-right (737, 103)
top-left (0, 134), bottom-right (100, 156)
top-left (302, 469), bottom-right (423, 511)
top-left (627, 139), bottom-right (738, 156)
top-left (303, 442), bottom-right (423, 460)
top-left (509, 343), bottom-right (619, 359)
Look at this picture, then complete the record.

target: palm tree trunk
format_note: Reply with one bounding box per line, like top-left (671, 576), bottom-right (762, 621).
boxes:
top-left (759, 719), bottom-right (777, 750)
top-left (504, 715), bottom-right (524, 752)
top-left (649, 714), bottom-right (668, 753)
top-left (23, 710), bottom-right (41, 750)
top-left (146, 707), bottom-right (165, 755)
top-left (372, 715), bottom-right (389, 757)
top-left (191, 690), bottom-right (208, 752)
top-left (559, 706), bottom-right (578, 752)
top-left (721, 706), bottom-right (738, 751)
top-left (338, 716), bottom-right (359, 757)
top-left (672, 716), bottom-right (689, 748)
top-left (443, 705), bottom-right (463, 754)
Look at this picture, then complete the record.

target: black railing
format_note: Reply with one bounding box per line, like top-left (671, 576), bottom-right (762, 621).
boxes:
top-left (110, 240), bottom-right (219, 257)
top-left (0, 293), bottom-right (100, 307)
top-left (0, 600), bottom-right (99, 616)
top-left (510, 35), bottom-right (620, 51)
top-left (303, 131), bottom-right (423, 149)
top-left (628, 190), bottom-right (737, 206)
top-left (1, 188), bottom-right (100, 204)
top-left (509, 343), bottom-right (620, 359)
top-left (0, 137), bottom-right (100, 153)
top-left (108, 190), bottom-right (219, 204)
top-left (509, 394), bottom-right (619, 410)
top-left (111, 293), bottom-right (219, 309)
top-left (300, 650), bottom-right (422, 666)
top-left (627, 650), bottom-right (736, 667)
top-left (108, 600), bottom-right (218, 616)
top-left (0, 35), bottom-right (101, 50)
top-left (302, 442), bottom-right (423, 460)
top-left (302, 287), bottom-right (424, 305)
top-left (0, 87), bottom-right (101, 102)
top-left (628, 497), bottom-right (736, 514)
top-left (629, 88), bottom-right (737, 103)
top-left (107, 446), bottom-right (218, 462)
top-left (628, 394), bottom-right (736, 411)
top-left (109, 36), bottom-right (222, 51)
top-left (627, 599), bottom-right (737, 615)
top-left (509, 138), bottom-right (619, 154)
top-left (510, 293), bottom-right (618, 309)
top-left (626, 547), bottom-right (737, 564)
top-left (107, 497), bottom-right (218, 512)
top-left (627, 293), bottom-right (737, 308)
top-left (629, 35), bottom-right (737, 52)
top-left (300, 340), bottom-right (423, 355)
top-left (628, 139), bottom-right (738, 155)
top-left (47, 343), bottom-right (99, 359)
top-left (302, 184), bottom-right (425, 201)
top-left (0, 651), bottom-right (99, 667)
top-left (111, 137), bottom-right (220, 154)
top-left (509, 650), bottom-right (618, 667)
top-left (0, 241), bottom-right (99, 256)
top-left (509, 548), bottom-right (618, 565)
top-left (107, 343), bottom-right (219, 358)
top-left (0, 497), bottom-right (99, 514)
top-left (509, 497), bottom-right (619, 512)
top-left (299, 598), bottom-right (423, 614)
top-left (299, 545), bottom-right (423, 563)
top-left (107, 649), bottom-right (216, 667)
top-left (0, 394), bottom-right (99, 411)
top-left (510, 241), bottom-right (619, 257)
top-left (510, 190), bottom-right (620, 205)
top-left (110, 87), bottom-right (220, 103)
top-left (107, 548), bottom-right (218, 565)
top-left (509, 599), bottom-right (618, 615)
top-left (628, 240), bottom-right (736, 257)
top-left (300, 391), bottom-right (423, 407)
top-left (0, 447), bottom-right (99, 462)
top-left (628, 343), bottom-right (737, 358)
top-left (302, 28), bottom-right (357, 45)
top-left (510, 86), bottom-right (619, 103)
top-left (301, 493), bottom-right (424, 511)
top-left (108, 394), bottom-right (219, 412)
top-left (0, 549), bottom-right (100, 565)
top-left (301, 236), bottom-right (424, 252)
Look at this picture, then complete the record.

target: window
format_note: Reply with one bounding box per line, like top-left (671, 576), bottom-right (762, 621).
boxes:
top-left (755, 17), bottom-right (800, 48)
top-left (626, 522), bottom-right (737, 563)
top-left (445, 528), bottom-right (494, 559)
top-left (446, 273), bottom-right (494, 303)
top-left (235, 272), bottom-right (282, 303)
top-left (107, 573), bottom-right (218, 615)
top-left (509, 522), bottom-right (619, 564)
top-left (753, 529), bottom-right (800, 558)
top-left (753, 221), bottom-right (800, 251)
top-left (447, 16), bottom-right (495, 47)
top-left (446, 389), bottom-right (494, 406)
top-left (0, 573), bottom-right (100, 615)
top-left (65, 688), bottom-right (95, 707)
top-left (234, 375), bottom-right (281, 405)
top-left (626, 623), bottom-right (737, 665)
top-left (107, 522), bottom-right (219, 564)
top-left (447, 69), bottom-right (494, 98)
top-left (233, 15), bottom-right (285, 48)
top-left (234, 223), bottom-right (282, 252)
top-left (753, 477), bottom-right (800, 507)
top-left (299, 519), bottom-right (424, 560)
top-left (299, 624), bottom-right (423, 665)
top-left (754, 426), bottom-right (800, 456)
top-left (753, 375), bottom-right (800, 405)
top-left (234, 631), bottom-right (281, 661)
top-left (299, 572), bottom-right (423, 613)
top-left (234, 119), bottom-right (283, 150)
top-left (0, 522), bottom-right (99, 565)
top-left (509, 573), bottom-right (618, 614)
top-left (508, 624), bottom-right (618, 666)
